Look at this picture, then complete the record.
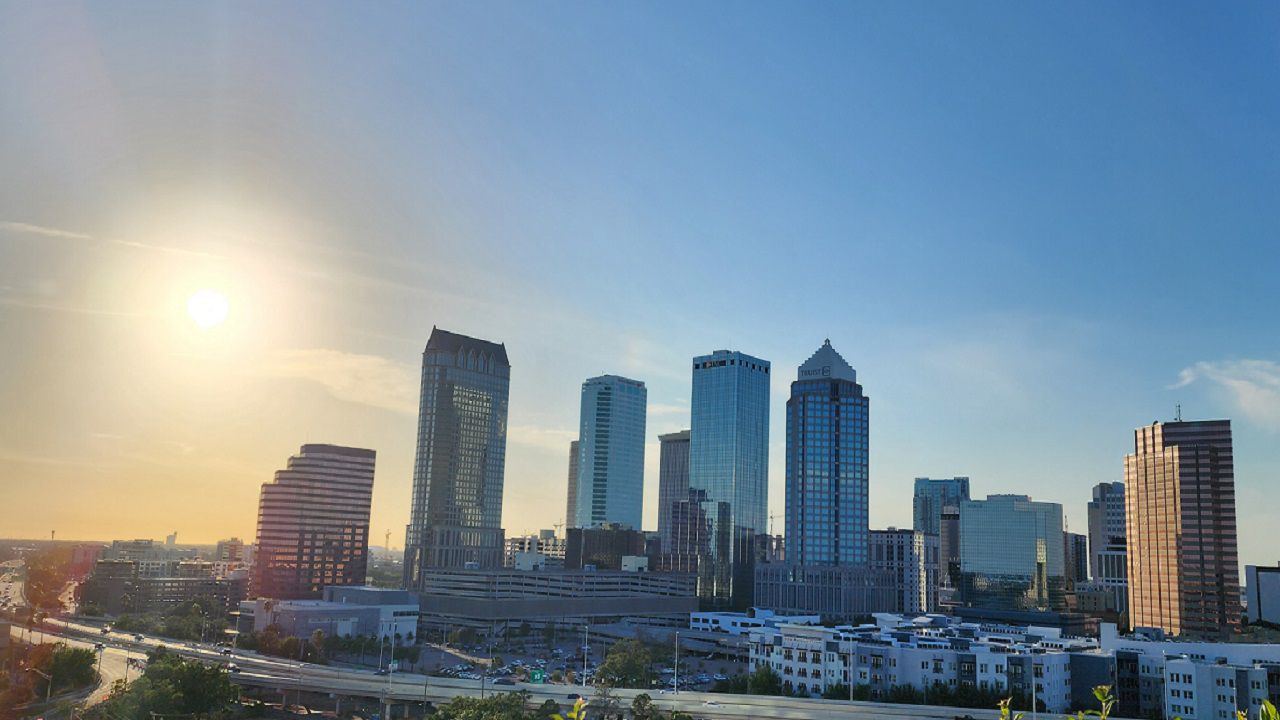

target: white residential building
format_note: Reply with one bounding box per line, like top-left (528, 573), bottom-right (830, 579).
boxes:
top-left (748, 613), bottom-right (1103, 712)
top-left (690, 608), bottom-right (820, 636)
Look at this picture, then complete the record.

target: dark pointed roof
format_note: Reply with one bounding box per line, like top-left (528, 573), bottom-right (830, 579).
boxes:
top-left (425, 326), bottom-right (509, 367)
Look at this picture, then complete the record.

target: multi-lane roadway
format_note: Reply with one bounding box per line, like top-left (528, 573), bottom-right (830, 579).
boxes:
top-left (30, 617), bottom-right (1009, 720)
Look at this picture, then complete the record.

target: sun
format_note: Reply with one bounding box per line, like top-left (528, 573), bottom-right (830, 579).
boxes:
top-left (187, 289), bottom-right (229, 329)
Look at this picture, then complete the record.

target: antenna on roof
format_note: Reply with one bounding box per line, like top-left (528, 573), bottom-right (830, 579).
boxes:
top-left (1175, 403), bottom-right (1182, 422)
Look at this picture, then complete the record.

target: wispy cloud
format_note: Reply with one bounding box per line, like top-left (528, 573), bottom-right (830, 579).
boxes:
top-left (1, 219), bottom-right (226, 260)
top-left (508, 424), bottom-right (577, 455)
top-left (0, 221), bottom-right (93, 240)
top-left (648, 402), bottom-right (689, 416)
top-left (1172, 359), bottom-right (1280, 429)
top-left (259, 348), bottom-right (419, 415)
top-left (0, 296), bottom-right (157, 318)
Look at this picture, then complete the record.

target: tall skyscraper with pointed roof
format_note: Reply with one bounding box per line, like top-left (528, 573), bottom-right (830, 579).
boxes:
top-left (403, 328), bottom-right (511, 588)
top-left (785, 340), bottom-right (869, 566)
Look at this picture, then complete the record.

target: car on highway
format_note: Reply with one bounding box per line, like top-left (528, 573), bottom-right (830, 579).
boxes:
top-left (226, 663), bottom-right (240, 673)
top-left (374, 668), bottom-right (390, 675)
top-left (220, 648), bottom-right (233, 655)
top-left (494, 678), bottom-right (515, 685)
top-left (702, 700), bottom-right (721, 707)
top-left (134, 634), bottom-right (145, 641)
top-left (94, 642), bottom-right (105, 650)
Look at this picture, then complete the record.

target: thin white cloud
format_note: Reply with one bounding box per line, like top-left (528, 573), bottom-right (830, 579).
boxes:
top-left (259, 348), bottom-right (419, 415)
top-left (0, 221), bottom-right (93, 240)
top-left (508, 424), bottom-right (577, 455)
top-left (648, 402), bottom-right (689, 416)
top-left (1173, 359), bottom-right (1280, 429)
top-left (1, 219), bottom-right (226, 260)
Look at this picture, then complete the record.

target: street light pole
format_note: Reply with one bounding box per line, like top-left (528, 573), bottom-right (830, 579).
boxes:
top-left (27, 667), bottom-right (53, 706)
top-left (673, 631), bottom-right (679, 697)
top-left (581, 625), bottom-right (589, 688)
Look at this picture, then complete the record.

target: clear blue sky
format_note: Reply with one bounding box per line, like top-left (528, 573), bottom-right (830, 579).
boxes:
top-left (1, 3), bottom-right (1277, 569)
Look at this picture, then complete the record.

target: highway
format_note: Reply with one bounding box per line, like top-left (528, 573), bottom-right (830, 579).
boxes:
top-left (9, 615), bottom-right (1152, 720)
top-left (29, 616), bottom-right (1011, 719)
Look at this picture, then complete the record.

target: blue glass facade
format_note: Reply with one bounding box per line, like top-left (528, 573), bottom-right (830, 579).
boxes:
top-left (958, 494), bottom-right (1067, 612)
top-left (785, 340), bottom-right (868, 566)
top-left (690, 349), bottom-right (770, 610)
top-left (574, 375), bottom-right (647, 529)
top-left (912, 477), bottom-right (971, 536)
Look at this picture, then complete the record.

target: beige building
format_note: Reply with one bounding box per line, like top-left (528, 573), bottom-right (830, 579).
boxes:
top-left (1124, 419), bottom-right (1240, 639)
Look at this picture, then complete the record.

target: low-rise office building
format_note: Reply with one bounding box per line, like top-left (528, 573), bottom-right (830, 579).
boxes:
top-left (78, 558), bottom-right (247, 615)
top-left (237, 586), bottom-right (418, 640)
top-left (503, 531), bottom-right (566, 569)
top-left (415, 567), bottom-right (696, 634)
top-left (753, 563), bottom-right (898, 623)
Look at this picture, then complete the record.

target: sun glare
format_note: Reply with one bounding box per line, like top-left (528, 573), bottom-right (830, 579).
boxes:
top-left (187, 289), bottom-right (229, 329)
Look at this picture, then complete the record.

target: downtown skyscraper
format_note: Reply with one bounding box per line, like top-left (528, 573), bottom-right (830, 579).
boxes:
top-left (912, 477), bottom-right (971, 536)
top-left (785, 340), bottom-right (869, 566)
top-left (1125, 419), bottom-right (1240, 638)
top-left (656, 430), bottom-right (691, 553)
top-left (251, 444), bottom-right (375, 600)
top-left (564, 439), bottom-right (580, 528)
top-left (690, 349), bottom-right (770, 610)
top-left (571, 375), bottom-right (647, 529)
top-left (403, 328), bottom-right (511, 588)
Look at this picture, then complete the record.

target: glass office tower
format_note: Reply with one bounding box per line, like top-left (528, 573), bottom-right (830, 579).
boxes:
top-left (656, 430), bottom-right (691, 553)
top-left (912, 477), bottom-right (971, 535)
top-left (403, 328), bottom-right (510, 588)
top-left (690, 349), bottom-right (770, 610)
top-left (573, 375), bottom-right (647, 529)
top-left (958, 494), bottom-right (1067, 612)
top-left (785, 340), bottom-right (869, 566)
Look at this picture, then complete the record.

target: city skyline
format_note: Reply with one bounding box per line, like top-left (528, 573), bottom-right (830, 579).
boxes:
top-left (1, 3), bottom-right (1278, 577)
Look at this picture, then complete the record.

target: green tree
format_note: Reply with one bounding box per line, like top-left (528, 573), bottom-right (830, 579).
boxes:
top-left (86, 650), bottom-right (238, 719)
top-left (630, 692), bottom-right (658, 720)
top-left (745, 665), bottom-right (783, 696)
top-left (594, 639), bottom-right (653, 688)
top-left (432, 691), bottom-right (531, 719)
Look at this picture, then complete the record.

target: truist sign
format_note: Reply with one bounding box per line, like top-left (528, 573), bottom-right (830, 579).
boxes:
top-left (799, 364), bottom-right (832, 379)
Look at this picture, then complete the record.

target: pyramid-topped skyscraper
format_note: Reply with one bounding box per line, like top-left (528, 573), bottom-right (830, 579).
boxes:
top-left (786, 339), bottom-right (869, 566)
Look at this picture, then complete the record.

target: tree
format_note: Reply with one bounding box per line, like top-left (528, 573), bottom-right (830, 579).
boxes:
top-left (311, 629), bottom-right (327, 661)
top-left (592, 685), bottom-right (620, 718)
top-left (24, 643), bottom-right (98, 697)
top-left (595, 639), bottom-right (653, 688)
top-left (630, 692), bottom-right (658, 720)
top-left (531, 698), bottom-right (562, 719)
top-left (85, 650), bottom-right (237, 720)
top-left (431, 692), bottom-right (530, 719)
top-left (745, 665), bottom-right (783, 696)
